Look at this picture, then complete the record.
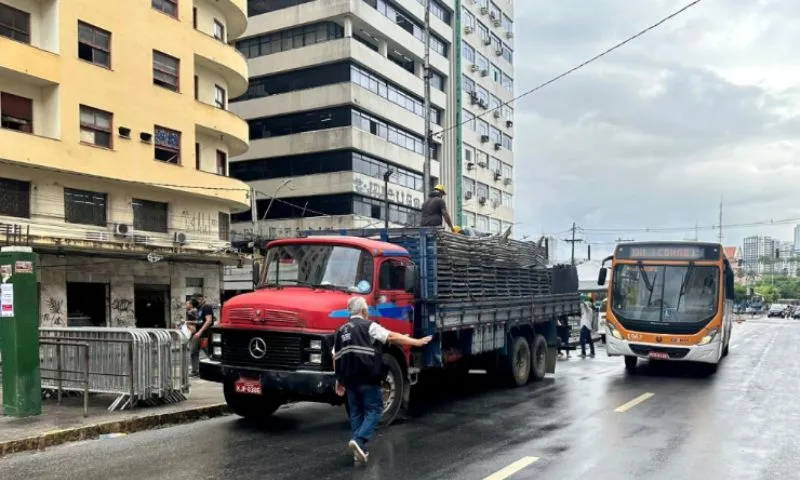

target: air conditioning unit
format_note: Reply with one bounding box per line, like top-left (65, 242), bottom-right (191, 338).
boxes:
top-left (492, 199), bottom-right (500, 208)
top-left (494, 170), bottom-right (501, 180)
top-left (478, 196), bottom-right (487, 205)
top-left (493, 19), bottom-right (501, 27)
top-left (478, 99), bottom-right (487, 108)
top-left (465, 25), bottom-right (474, 34)
top-left (506, 120), bottom-right (513, 128)
top-left (483, 37), bottom-right (491, 46)
top-left (489, 11), bottom-right (497, 20)
top-left (466, 162), bottom-right (475, 170)
top-left (478, 160), bottom-right (487, 167)
top-left (471, 96), bottom-right (479, 105)
top-left (503, 178), bottom-right (512, 186)
top-left (480, 135), bottom-right (489, 143)
top-left (494, 142), bottom-right (502, 150)
top-left (465, 191), bottom-right (473, 200)
top-left (493, 110), bottom-right (501, 118)
top-left (480, 6), bottom-right (488, 15)
top-left (470, 64), bottom-right (479, 72)
top-left (174, 232), bottom-right (188, 244)
top-left (481, 69), bottom-right (489, 77)
top-left (506, 31), bottom-right (513, 39)
top-left (114, 224), bottom-right (131, 236)
top-left (495, 48), bottom-right (503, 56)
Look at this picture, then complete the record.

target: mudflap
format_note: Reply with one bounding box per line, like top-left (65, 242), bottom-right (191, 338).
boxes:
top-left (545, 346), bottom-right (557, 374)
top-left (395, 378), bottom-right (413, 423)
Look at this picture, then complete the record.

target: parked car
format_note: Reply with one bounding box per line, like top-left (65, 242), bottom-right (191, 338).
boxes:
top-left (768, 304), bottom-right (787, 318)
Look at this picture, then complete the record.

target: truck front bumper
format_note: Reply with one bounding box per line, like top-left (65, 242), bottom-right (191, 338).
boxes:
top-left (605, 334), bottom-right (722, 365)
top-left (199, 359), bottom-right (339, 400)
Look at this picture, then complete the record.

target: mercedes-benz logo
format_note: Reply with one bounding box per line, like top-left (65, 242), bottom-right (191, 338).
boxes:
top-left (249, 337), bottom-right (267, 359)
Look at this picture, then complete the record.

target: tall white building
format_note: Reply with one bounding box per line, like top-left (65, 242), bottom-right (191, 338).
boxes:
top-left (227, 0), bottom-right (515, 240)
top-left (742, 235), bottom-right (777, 275)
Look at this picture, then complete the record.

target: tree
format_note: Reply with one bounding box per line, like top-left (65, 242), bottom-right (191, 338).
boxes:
top-left (734, 284), bottom-right (748, 303)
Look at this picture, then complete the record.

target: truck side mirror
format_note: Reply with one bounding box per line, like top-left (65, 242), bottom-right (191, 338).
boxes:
top-left (252, 262), bottom-right (261, 287)
top-left (405, 265), bottom-right (418, 294)
top-left (597, 267), bottom-right (607, 286)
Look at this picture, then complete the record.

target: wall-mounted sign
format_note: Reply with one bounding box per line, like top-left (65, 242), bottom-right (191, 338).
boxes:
top-left (14, 260), bottom-right (32, 274)
top-left (1, 283), bottom-right (14, 317)
top-left (353, 177), bottom-right (422, 209)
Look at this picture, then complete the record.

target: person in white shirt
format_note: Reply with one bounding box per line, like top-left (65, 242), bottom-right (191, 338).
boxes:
top-left (579, 294), bottom-right (595, 358)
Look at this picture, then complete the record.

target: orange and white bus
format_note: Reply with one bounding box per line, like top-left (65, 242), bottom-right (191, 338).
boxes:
top-left (597, 242), bottom-right (734, 373)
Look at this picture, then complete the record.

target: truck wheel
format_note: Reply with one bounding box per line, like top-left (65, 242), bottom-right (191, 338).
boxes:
top-left (624, 356), bottom-right (637, 373)
top-left (380, 353), bottom-right (404, 427)
top-left (506, 336), bottom-right (532, 387)
top-left (529, 334), bottom-right (548, 381)
top-left (223, 382), bottom-right (282, 422)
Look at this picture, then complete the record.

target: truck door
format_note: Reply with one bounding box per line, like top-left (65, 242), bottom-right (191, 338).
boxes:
top-left (375, 258), bottom-right (415, 337)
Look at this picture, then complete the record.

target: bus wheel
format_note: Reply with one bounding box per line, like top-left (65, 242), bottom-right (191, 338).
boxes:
top-left (624, 356), bottom-right (637, 373)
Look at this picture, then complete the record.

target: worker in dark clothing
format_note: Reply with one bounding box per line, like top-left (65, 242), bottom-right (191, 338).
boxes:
top-left (420, 184), bottom-right (456, 231)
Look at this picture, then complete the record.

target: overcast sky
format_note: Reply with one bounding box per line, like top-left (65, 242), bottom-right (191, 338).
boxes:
top-left (513, 0), bottom-right (800, 260)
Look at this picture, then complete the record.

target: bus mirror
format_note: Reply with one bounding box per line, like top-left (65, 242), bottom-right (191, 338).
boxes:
top-left (252, 262), bottom-right (261, 287)
top-left (598, 267), bottom-right (608, 286)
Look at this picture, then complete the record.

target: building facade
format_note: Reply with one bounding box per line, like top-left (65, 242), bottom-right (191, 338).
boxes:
top-left (227, 0), bottom-right (515, 241)
top-left (742, 235), bottom-right (777, 276)
top-left (0, 0), bottom-right (251, 327)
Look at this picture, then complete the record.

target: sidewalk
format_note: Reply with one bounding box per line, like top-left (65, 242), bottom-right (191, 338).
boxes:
top-left (0, 378), bottom-right (228, 458)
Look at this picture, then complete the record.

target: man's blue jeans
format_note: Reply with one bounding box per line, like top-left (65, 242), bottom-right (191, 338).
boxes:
top-left (346, 384), bottom-right (383, 452)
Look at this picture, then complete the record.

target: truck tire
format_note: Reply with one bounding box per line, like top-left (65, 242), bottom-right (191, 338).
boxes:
top-left (223, 382), bottom-right (282, 422)
top-left (506, 336), bottom-right (532, 387)
top-left (380, 353), bottom-right (404, 427)
top-left (624, 356), bottom-right (637, 373)
top-left (529, 334), bottom-right (548, 381)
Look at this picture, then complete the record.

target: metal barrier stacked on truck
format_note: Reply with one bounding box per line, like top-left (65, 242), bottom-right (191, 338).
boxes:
top-left (38, 328), bottom-right (190, 411)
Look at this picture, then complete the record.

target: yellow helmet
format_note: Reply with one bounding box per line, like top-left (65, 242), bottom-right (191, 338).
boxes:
top-left (433, 184), bottom-right (446, 194)
top-left (453, 225), bottom-right (462, 234)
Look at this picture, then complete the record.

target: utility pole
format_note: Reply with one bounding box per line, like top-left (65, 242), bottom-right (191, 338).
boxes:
top-left (563, 223), bottom-right (584, 265)
top-left (422, 0), bottom-right (432, 198)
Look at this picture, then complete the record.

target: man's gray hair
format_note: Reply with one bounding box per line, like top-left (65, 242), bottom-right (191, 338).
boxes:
top-left (348, 296), bottom-right (369, 317)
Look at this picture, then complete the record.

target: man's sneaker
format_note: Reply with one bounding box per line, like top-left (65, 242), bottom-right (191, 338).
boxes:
top-left (348, 440), bottom-right (367, 463)
top-left (590, 353), bottom-right (596, 358)
top-left (580, 353), bottom-right (586, 358)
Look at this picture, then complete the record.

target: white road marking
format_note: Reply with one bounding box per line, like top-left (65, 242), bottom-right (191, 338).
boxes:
top-left (614, 392), bottom-right (655, 413)
top-left (482, 456), bottom-right (540, 480)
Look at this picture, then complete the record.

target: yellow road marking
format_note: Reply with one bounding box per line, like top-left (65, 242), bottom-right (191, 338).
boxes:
top-left (483, 456), bottom-right (540, 480)
top-left (614, 392), bottom-right (655, 413)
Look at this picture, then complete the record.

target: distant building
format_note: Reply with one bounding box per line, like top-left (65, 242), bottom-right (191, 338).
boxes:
top-left (794, 224), bottom-right (800, 252)
top-left (742, 235), bottom-right (778, 275)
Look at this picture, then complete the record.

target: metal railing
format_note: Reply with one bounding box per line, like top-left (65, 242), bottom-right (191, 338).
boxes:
top-left (39, 339), bottom-right (90, 417)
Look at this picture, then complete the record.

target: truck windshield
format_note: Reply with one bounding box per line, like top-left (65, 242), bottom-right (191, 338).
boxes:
top-left (611, 264), bottom-right (719, 324)
top-left (259, 244), bottom-right (374, 293)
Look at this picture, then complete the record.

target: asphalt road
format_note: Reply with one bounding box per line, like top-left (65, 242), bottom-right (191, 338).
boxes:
top-left (3, 317), bottom-right (797, 480)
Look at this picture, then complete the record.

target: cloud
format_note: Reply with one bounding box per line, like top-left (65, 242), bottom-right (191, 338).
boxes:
top-left (511, 0), bottom-right (800, 259)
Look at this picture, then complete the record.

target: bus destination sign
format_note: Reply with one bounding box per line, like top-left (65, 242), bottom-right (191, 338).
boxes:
top-left (616, 245), bottom-right (718, 261)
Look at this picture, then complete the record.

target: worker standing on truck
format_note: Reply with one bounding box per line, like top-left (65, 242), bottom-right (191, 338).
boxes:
top-left (579, 294), bottom-right (596, 358)
top-left (333, 296), bottom-right (432, 465)
top-left (420, 184), bottom-right (456, 231)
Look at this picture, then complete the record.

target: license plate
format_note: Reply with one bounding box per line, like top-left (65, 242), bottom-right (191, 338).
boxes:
top-left (648, 351), bottom-right (670, 360)
top-left (234, 378), bottom-right (262, 395)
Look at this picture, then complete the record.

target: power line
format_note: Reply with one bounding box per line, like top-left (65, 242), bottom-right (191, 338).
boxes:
top-left (432, 0), bottom-right (704, 139)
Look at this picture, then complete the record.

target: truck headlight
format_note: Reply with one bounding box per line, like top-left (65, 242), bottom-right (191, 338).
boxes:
top-left (698, 328), bottom-right (719, 346)
top-left (212, 346), bottom-right (222, 357)
top-left (309, 353), bottom-right (322, 364)
top-left (211, 333), bottom-right (222, 344)
top-left (309, 339), bottom-right (322, 350)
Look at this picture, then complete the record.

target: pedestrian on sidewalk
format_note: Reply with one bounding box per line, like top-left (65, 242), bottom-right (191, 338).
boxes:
top-left (190, 295), bottom-right (214, 376)
top-left (332, 296), bottom-right (432, 465)
top-left (579, 294), bottom-right (596, 358)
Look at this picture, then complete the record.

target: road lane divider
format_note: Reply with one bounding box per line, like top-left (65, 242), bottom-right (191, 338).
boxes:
top-left (483, 456), bottom-right (540, 480)
top-left (614, 392), bottom-right (655, 413)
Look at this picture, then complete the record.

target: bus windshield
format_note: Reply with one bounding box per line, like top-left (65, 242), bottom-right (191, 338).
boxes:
top-left (611, 264), bottom-right (719, 324)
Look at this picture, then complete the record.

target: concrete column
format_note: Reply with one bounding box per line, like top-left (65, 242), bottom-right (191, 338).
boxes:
top-left (378, 38), bottom-right (388, 57)
top-left (343, 16), bottom-right (353, 37)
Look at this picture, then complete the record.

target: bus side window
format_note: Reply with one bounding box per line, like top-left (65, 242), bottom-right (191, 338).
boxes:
top-left (724, 265), bottom-right (735, 300)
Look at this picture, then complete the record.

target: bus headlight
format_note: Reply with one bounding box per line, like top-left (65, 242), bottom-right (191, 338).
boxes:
top-left (698, 328), bottom-right (719, 346)
top-left (606, 322), bottom-right (623, 340)
top-left (309, 339), bottom-right (322, 351)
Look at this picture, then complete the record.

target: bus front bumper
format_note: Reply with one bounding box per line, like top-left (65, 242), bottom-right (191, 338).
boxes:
top-left (605, 333), bottom-right (721, 364)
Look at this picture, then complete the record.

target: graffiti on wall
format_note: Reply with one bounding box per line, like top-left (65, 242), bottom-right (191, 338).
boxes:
top-left (41, 296), bottom-right (65, 326)
top-left (180, 210), bottom-right (218, 236)
top-left (111, 297), bottom-right (135, 327)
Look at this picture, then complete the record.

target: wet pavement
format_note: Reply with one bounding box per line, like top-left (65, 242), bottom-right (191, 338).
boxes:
top-left (2, 317), bottom-right (797, 479)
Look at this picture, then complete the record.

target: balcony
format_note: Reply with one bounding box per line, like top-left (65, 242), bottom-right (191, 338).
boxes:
top-left (0, 36), bottom-right (60, 86)
top-left (193, 101), bottom-right (249, 157)
top-left (196, 0), bottom-right (248, 39)
top-left (193, 31), bottom-right (248, 98)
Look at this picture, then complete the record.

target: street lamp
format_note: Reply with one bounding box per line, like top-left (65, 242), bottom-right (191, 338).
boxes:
top-left (259, 178), bottom-right (294, 236)
top-left (383, 169), bottom-right (393, 232)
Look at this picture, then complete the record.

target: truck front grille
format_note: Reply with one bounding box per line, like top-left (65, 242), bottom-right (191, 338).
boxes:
top-left (221, 331), bottom-right (303, 370)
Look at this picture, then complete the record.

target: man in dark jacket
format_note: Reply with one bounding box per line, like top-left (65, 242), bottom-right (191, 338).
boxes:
top-left (420, 184), bottom-right (456, 231)
top-left (333, 296), bottom-right (432, 464)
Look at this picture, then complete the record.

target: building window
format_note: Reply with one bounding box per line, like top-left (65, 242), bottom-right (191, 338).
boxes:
top-left (153, 51), bottom-right (180, 91)
top-left (195, 143), bottom-right (200, 169)
top-left (192, 7), bottom-right (197, 28)
top-left (0, 177), bottom-right (30, 218)
top-left (248, 106), bottom-right (351, 140)
top-left (502, 191), bottom-right (512, 208)
top-left (247, 0), bottom-right (315, 16)
top-left (462, 43), bottom-right (475, 63)
top-left (218, 212), bottom-right (230, 241)
top-left (502, 44), bottom-right (513, 64)
top-left (429, 70), bottom-right (445, 92)
top-left (351, 109), bottom-right (429, 157)
top-left (214, 85), bottom-right (226, 109)
top-left (462, 109), bottom-right (475, 131)
top-left (235, 22), bottom-right (344, 59)
top-left (79, 105), bottom-right (113, 148)
top-left (0, 3), bottom-right (30, 43)
top-left (363, 0), bottom-right (449, 58)
top-left (351, 64), bottom-right (442, 124)
top-left (154, 126), bottom-right (181, 164)
top-left (213, 19), bottom-right (225, 41)
top-left (132, 199), bottom-right (168, 233)
top-left (194, 75), bottom-right (198, 99)
top-left (353, 151), bottom-right (423, 191)
top-left (216, 150), bottom-right (227, 176)
top-left (64, 188), bottom-right (107, 226)
top-left (152, 0), bottom-right (178, 17)
top-left (78, 22), bottom-right (111, 68)
top-left (0, 92), bottom-right (33, 133)
top-left (502, 133), bottom-right (512, 150)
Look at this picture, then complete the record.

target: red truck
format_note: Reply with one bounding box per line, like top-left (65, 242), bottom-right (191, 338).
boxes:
top-left (200, 228), bottom-right (580, 424)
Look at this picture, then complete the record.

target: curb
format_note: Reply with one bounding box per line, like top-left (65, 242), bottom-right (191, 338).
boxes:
top-left (0, 403), bottom-right (231, 458)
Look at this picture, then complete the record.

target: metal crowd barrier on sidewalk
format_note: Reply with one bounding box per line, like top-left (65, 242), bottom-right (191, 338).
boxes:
top-left (39, 328), bottom-right (190, 412)
top-left (39, 339), bottom-right (90, 417)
